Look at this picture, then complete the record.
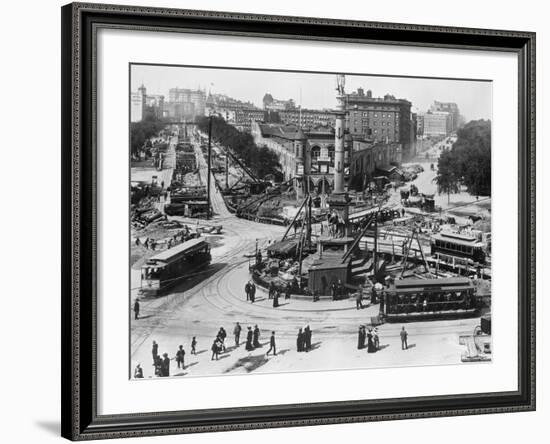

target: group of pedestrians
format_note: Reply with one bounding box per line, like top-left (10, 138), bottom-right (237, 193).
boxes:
top-left (245, 325), bottom-right (262, 351)
top-left (357, 326), bottom-right (379, 353)
top-left (211, 327), bottom-right (227, 360)
top-left (134, 338), bottom-right (197, 378)
top-left (134, 324), bottom-right (412, 378)
top-left (296, 325), bottom-right (312, 352)
top-left (244, 281), bottom-right (257, 303)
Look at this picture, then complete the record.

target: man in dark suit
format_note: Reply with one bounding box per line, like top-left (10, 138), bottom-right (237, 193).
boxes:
top-left (266, 331), bottom-right (277, 356)
top-left (134, 298), bottom-right (140, 320)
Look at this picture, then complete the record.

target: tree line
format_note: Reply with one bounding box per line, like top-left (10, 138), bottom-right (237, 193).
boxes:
top-left (130, 114), bottom-right (167, 156)
top-left (435, 119), bottom-right (491, 198)
top-left (197, 116), bottom-right (282, 181)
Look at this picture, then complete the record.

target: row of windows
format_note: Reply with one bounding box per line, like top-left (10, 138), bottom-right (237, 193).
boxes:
top-left (434, 240), bottom-right (475, 255)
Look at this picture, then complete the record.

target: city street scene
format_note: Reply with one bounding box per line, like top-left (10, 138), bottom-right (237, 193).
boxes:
top-left (129, 64), bottom-right (492, 380)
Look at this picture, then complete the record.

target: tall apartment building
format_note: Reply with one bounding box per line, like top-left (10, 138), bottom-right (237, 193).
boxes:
top-left (166, 87), bottom-right (206, 121)
top-left (421, 111), bottom-right (453, 137)
top-left (345, 87), bottom-right (415, 159)
top-left (430, 101), bottom-right (461, 132)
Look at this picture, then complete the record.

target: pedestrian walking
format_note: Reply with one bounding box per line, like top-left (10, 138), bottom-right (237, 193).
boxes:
top-left (357, 326), bottom-right (365, 350)
top-left (367, 329), bottom-right (376, 353)
top-left (297, 328), bottom-right (304, 352)
top-left (273, 290), bottom-right (279, 308)
top-left (211, 340), bottom-right (220, 360)
top-left (175, 345), bottom-right (185, 369)
top-left (266, 331), bottom-right (277, 356)
top-left (373, 327), bottom-right (380, 350)
top-left (400, 326), bottom-right (408, 350)
top-left (134, 363), bottom-right (143, 379)
top-left (253, 325), bottom-right (261, 348)
top-left (191, 336), bottom-right (197, 355)
top-left (268, 281), bottom-right (275, 300)
top-left (217, 327), bottom-right (227, 352)
top-left (152, 340), bottom-right (159, 363)
top-left (161, 353), bottom-right (170, 377)
top-left (355, 288), bottom-right (363, 310)
top-left (304, 325), bottom-right (312, 352)
top-left (134, 298), bottom-right (140, 320)
top-left (245, 327), bottom-right (254, 351)
top-left (244, 281), bottom-right (251, 301)
top-left (250, 282), bottom-right (256, 303)
top-left (153, 355), bottom-right (162, 376)
top-left (330, 281), bottom-right (338, 301)
top-left (233, 322), bottom-right (242, 347)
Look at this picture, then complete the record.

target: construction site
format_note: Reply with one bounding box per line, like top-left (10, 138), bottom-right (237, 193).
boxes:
top-left (129, 74), bottom-right (492, 380)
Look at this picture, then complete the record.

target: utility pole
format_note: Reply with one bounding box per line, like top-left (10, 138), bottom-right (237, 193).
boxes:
top-left (225, 153), bottom-right (229, 189)
top-left (373, 215), bottom-right (378, 279)
top-left (206, 115), bottom-right (212, 220)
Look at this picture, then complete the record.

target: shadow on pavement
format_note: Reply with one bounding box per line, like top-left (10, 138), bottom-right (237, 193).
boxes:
top-left (309, 341), bottom-right (322, 351)
top-left (223, 354), bottom-right (269, 373)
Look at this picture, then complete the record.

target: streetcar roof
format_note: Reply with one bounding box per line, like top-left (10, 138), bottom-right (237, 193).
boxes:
top-left (143, 238), bottom-right (207, 265)
top-left (432, 232), bottom-right (483, 247)
top-left (393, 277), bottom-right (474, 291)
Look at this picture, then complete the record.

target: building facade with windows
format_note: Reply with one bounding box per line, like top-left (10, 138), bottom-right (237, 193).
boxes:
top-left (130, 84), bottom-right (165, 122)
top-left (345, 87), bottom-right (415, 159)
top-left (421, 111), bottom-right (453, 137)
top-left (166, 87), bottom-right (206, 121)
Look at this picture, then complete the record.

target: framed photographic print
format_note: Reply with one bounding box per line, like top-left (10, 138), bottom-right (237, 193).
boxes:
top-left (61, 2), bottom-right (536, 440)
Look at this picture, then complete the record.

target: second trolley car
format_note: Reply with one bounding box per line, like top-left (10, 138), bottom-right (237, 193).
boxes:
top-left (140, 238), bottom-right (211, 297)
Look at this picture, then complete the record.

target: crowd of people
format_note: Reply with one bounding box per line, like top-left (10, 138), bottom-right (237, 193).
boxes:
top-left (134, 323), bottom-right (411, 378)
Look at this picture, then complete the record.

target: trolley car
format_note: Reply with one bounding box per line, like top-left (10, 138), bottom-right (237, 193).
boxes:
top-left (140, 238), bottom-right (211, 297)
top-left (430, 231), bottom-right (486, 264)
top-left (383, 277), bottom-right (478, 321)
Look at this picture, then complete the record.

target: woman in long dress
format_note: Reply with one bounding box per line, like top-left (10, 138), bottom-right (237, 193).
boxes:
top-left (245, 327), bottom-right (254, 351)
top-left (297, 328), bottom-right (304, 352)
top-left (367, 329), bottom-right (376, 353)
top-left (357, 326), bottom-right (365, 350)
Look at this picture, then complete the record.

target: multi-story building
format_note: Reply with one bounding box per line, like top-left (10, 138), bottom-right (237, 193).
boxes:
top-left (345, 87), bottom-right (415, 159)
top-left (252, 122), bottom-right (338, 193)
top-left (349, 139), bottom-right (402, 188)
top-left (130, 91), bottom-right (144, 123)
top-left (130, 84), bottom-right (164, 122)
top-left (430, 101), bottom-right (461, 132)
top-left (166, 87), bottom-right (206, 121)
top-left (421, 111), bottom-right (453, 137)
top-left (273, 109), bottom-right (335, 128)
top-left (262, 93), bottom-right (296, 111)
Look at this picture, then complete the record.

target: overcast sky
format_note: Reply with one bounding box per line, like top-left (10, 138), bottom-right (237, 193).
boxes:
top-left (131, 64), bottom-right (492, 121)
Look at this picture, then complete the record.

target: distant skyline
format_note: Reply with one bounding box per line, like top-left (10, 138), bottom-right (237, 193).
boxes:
top-left (131, 64), bottom-right (492, 122)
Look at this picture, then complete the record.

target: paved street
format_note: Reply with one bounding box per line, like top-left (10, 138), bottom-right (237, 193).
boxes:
top-left (130, 208), bottom-right (481, 379)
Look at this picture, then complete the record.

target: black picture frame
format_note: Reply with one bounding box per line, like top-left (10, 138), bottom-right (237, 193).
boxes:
top-left (61, 2), bottom-right (536, 440)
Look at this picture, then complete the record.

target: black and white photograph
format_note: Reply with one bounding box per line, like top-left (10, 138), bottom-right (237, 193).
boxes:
top-left (129, 64), bottom-right (493, 379)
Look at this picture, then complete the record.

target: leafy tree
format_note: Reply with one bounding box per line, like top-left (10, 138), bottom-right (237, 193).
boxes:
top-left (130, 114), bottom-right (166, 156)
top-left (434, 119), bottom-right (491, 199)
top-left (197, 116), bottom-right (282, 180)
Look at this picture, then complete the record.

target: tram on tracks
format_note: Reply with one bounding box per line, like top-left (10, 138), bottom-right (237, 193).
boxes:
top-left (382, 277), bottom-right (478, 321)
top-left (139, 238), bottom-right (211, 297)
top-left (430, 231), bottom-right (486, 265)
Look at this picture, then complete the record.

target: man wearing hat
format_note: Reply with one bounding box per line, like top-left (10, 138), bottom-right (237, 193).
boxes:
top-left (161, 353), bottom-right (170, 377)
top-left (133, 298), bottom-right (140, 320)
